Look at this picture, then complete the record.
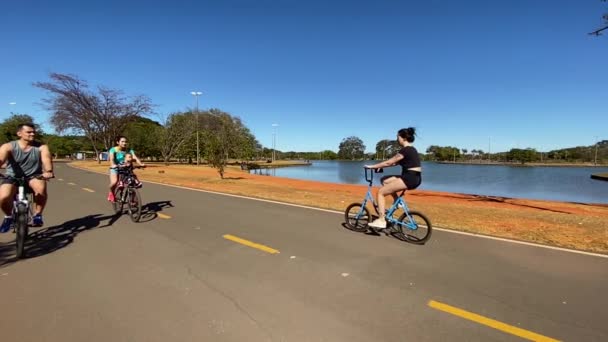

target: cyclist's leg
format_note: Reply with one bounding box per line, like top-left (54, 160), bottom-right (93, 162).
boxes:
top-left (0, 182), bottom-right (17, 215)
top-left (131, 171), bottom-right (142, 187)
top-left (369, 177), bottom-right (407, 228)
top-left (28, 178), bottom-right (47, 215)
top-left (109, 170), bottom-right (119, 200)
top-left (380, 175), bottom-right (401, 203)
top-left (0, 182), bottom-right (17, 232)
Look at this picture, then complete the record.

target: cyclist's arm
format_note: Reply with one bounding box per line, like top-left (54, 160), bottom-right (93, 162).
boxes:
top-left (39, 144), bottom-right (54, 178)
top-left (109, 150), bottom-right (118, 168)
top-left (131, 151), bottom-right (145, 166)
top-left (0, 142), bottom-right (12, 168)
top-left (365, 153), bottom-right (404, 169)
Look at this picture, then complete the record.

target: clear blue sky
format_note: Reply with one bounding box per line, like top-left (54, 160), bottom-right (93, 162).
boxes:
top-left (1, 0), bottom-right (606, 153)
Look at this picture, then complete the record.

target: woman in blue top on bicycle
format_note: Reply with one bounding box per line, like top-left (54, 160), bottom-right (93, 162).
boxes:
top-left (107, 136), bottom-right (145, 202)
top-left (364, 127), bottom-right (421, 229)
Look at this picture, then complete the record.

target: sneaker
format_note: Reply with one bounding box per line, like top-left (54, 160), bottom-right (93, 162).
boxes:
top-left (32, 214), bottom-right (43, 227)
top-left (0, 216), bottom-right (12, 233)
top-left (368, 218), bottom-right (387, 229)
top-left (107, 191), bottom-right (115, 202)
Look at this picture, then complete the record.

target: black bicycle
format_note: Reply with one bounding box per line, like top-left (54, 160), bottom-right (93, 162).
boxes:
top-left (111, 165), bottom-right (145, 222)
top-left (0, 174), bottom-right (50, 259)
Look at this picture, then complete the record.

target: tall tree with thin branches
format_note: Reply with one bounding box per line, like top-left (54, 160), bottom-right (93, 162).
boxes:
top-left (34, 73), bottom-right (153, 162)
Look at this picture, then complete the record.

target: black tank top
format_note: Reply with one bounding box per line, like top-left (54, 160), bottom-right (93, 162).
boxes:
top-left (398, 146), bottom-right (421, 173)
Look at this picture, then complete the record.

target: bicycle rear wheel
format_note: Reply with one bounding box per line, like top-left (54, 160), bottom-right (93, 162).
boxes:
top-left (113, 187), bottom-right (124, 214)
top-left (344, 203), bottom-right (371, 232)
top-left (393, 211), bottom-right (432, 244)
top-left (127, 188), bottom-right (142, 222)
top-left (15, 203), bottom-right (29, 259)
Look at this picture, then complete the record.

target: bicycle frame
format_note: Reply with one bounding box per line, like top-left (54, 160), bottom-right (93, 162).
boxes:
top-left (111, 165), bottom-right (144, 222)
top-left (15, 181), bottom-right (31, 211)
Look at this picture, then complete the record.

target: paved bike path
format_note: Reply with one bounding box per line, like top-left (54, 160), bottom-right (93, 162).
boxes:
top-left (0, 163), bottom-right (606, 341)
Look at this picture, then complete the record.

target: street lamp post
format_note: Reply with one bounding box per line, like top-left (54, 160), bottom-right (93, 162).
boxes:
top-left (594, 136), bottom-right (599, 166)
top-left (271, 123), bottom-right (279, 162)
top-left (190, 91), bottom-right (202, 165)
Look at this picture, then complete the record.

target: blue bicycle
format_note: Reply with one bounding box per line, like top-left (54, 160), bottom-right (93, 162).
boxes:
top-left (344, 168), bottom-right (432, 244)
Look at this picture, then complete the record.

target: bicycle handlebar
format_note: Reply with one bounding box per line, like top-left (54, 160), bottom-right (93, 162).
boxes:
top-left (111, 164), bottom-right (146, 170)
top-left (364, 167), bottom-right (383, 184)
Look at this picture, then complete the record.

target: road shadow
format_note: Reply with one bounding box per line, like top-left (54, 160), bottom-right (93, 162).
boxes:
top-left (139, 200), bottom-right (174, 222)
top-left (0, 213), bottom-right (120, 268)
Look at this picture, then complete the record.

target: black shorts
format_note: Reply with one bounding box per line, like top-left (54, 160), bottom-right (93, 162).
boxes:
top-left (380, 171), bottom-right (421, 190)
top-left (401, 171), bottom-right (421, 190)
top-left (1, 177), bottom-right (17, 185)
top-left (1, 175), bottom-right (40, 185)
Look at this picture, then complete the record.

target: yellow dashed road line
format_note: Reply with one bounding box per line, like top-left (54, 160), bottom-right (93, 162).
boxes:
top-left (428, 300), bottom-right (560, 342)
top-left (223, 234), bottom-right (280, 254)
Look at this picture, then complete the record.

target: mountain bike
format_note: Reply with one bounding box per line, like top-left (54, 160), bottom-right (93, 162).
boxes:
top-left (111, 165), bottom-right (145, 222)
top-left (0, 174), bottom-right (51, 258)
top-left (344, 168), bottom-right (432, 244)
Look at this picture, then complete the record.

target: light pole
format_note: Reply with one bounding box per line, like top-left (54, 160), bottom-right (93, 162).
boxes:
top-left (594, 136), bottom-right (599, 166)
top-left (271, 123), bottom-right (279, 162)
top-left (190, 91), bottom-right (202, 165)
top-left (488, 137), bottom-right (491, 163)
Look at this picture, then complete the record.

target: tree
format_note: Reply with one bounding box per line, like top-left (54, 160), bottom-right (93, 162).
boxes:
top-left (0, 114), bottom-right (44, 143)
top-left (43, 135), bottom-right (85, 158)
top-left (123, 116), bottom-right (162, 159)
top-left (156, 112), bottom-right (196, 164)
top-left (338, 136), bottom-right (365, 160)
top-left (319, 150), bottom-right (338, 160)
top-left (34, 72), bottom-right (153, 163)
top-left (426, 145), bottom-right (460, 161)
top-left (507, 148), bottom-right (538, 164)
top-left (375, 139), bottom-right (400, 159)
top-left (590, 0), bottom-right (608, 36)
top-left (202, 109), bottom-right (251, 178)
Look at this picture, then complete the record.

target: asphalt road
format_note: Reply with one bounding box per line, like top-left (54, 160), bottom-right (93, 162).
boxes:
top-left (1, 163), bottom-right (606, 341)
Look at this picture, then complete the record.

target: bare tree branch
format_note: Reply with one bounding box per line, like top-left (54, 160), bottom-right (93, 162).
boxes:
top-left (590, 1), bottom-right (608, 36)
top-left (34, 73), bottom-right (153, 161)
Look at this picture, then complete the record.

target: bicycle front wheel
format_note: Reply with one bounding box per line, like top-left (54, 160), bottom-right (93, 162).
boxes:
top-left (344, 203), bottom-right (371, 232)
top-left (128, 188), bottom-right (142, 222)
top-left (394, 211), bottom-right (432, 244)
top-left (15, 203), bottom-right (29, 259)
top-left (113, 188), bottom-right (124, 214)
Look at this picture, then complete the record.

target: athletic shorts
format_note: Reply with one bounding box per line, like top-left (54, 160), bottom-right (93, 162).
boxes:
top-left (381, 171), bottom-right (421, 190)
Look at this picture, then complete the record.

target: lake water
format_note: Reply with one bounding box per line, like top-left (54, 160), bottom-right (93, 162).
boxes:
top-left (256, 161), bottom-right (608, 204)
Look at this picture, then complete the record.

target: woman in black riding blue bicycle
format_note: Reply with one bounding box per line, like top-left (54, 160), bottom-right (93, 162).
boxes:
top-left (364, 127), bottom-right (421, 229)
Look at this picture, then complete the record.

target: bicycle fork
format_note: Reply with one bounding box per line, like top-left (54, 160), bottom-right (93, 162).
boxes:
top-left (12, 185), bottom-right (29, 230)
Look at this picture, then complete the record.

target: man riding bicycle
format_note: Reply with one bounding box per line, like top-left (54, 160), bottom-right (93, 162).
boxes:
top-left (0, 123), bottom-right (54, 232)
